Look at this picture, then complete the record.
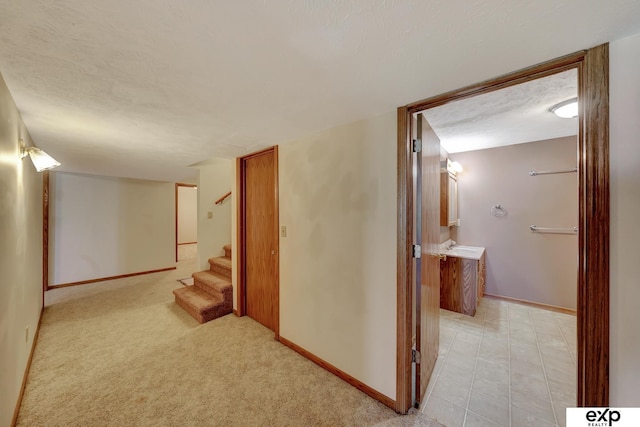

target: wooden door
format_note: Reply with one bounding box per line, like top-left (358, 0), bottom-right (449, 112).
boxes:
top-left (243, 148), bottom-right (279, 334)
top-left (415, 113), bottom-right (441, 405)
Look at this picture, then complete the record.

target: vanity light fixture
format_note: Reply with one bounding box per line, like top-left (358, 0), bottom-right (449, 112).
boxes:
top-left (20, 139), bottom-right (61, 172)
top-left (549, 97), bottom-right (578, 119)
top-left (447, 159), bottom-right (463, 174)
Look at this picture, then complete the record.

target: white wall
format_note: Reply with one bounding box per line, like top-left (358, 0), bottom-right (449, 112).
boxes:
top-left (0, 73), bottom-right (43, 427)
top-left (278, 111), bottom-right (397, 400)
top-left (451, 137), bottom-right (578, 309)
top-left (49, 173), bottom-right (175, 285)
top-left (610, 33), bottom-right (640, 406)
top-left (177, 186), bottom-right (198, 243)
top-left (196, 158), bottom-right (232, 272)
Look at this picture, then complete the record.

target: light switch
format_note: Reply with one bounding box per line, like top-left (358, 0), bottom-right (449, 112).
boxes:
top-left (281, 225), bottom-right (287, 237)
top-left (207, 211), bottom-right (213, 219)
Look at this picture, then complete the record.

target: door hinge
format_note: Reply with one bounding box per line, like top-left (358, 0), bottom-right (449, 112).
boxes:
top-left (412, 244), bottom-right (422, 259)
top-left (412, 349), bottom-right (421, 364)
top-left (412, 138), bottom-right (422, 153)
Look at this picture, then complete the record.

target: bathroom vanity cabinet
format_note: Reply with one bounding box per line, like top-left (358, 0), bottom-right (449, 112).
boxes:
top-left (440, 251), bottom-right (486, 316)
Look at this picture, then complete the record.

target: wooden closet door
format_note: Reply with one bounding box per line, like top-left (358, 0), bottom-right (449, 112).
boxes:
top-left (244, 149), bottom-right (278, 332)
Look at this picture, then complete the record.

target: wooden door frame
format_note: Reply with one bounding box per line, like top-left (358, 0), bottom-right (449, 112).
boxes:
top-left (42, 171), bottom-right (50, 296)
top-left (396, 45), bottom-right (609, 413)
top-left (236, 146), bottom-right (280, 339)
top-left (175, 183), bottom-right (198, 262)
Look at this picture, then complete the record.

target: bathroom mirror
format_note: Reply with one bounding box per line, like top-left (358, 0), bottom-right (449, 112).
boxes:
top-left (447, 172), bottom-right (458, 226)
top-left (440, 170), bottom-right (459, 227)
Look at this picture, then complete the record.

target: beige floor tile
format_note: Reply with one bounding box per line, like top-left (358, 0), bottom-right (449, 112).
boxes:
top-left (464, 410), bottom-right (503, 427)
top-left (432, 374), bottom-right (472, 408)
top-left (554, 398), bottom-right (573, 427)
top-left (511, 386), bottom-right (556, 424)
top-left (511, 376), bottom-right (550, 402)
top-left (478, 338), bottom-right (509, 363)
top-left (439, 364), bottom-right (475, 390)
top-left (433, 299), bottom-right (575, 427)
top-left (547, 376), bottom-right (574, 398)
top-left (471, 376), bottom-right (510, 403)
top-left (511, 406), bottom-right (556, 427)
top-left (424, 394), bottom-right (466, 427)
top-left (510, 357), bottom-right (545, 378)
top-left (473, 358), bottom-right (510, 386)
top-left (483, 319), bottom-right (509, 335)
top-left (509, 340), bottom-right (540, 362)
top-left (443, 354), bottom-right (477, 376)
top-left (468, 390), bottom-right (510, 427)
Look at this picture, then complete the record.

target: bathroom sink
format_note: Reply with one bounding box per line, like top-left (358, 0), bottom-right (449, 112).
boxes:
top-left (440, 244), bottom-right (485, 260)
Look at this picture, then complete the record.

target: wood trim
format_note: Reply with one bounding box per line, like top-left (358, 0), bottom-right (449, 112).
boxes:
top-left (177, 241), bottom-right (198, 246)
top-left (395, 106), bottom-right (412, 414)
top-left (578, 43), bottom-right (609, 407)
top-left (241, 146), bottom-right (276, 160)
top-left (279, 336), bottom-right (396, 410)
top-left (396, 46), bottom-right (609, 413)
top-left (214, 191), bottom-right (232, 205)
top-left (174, 183), bottom-right (178, 262)
top-left (233, 309), bottom-right (239, 317)
top-left (273, 146), bottom-right (280, 340)
top-left (42, 171), bottom-right (49, 294)
top-left (176, 183), bottom-right (198, 188)
top-left (236, 157), bottom-right (245, 317)
top-left (48, 267), bottom-right (176, 289)
top-left (407, 50), bottom-right (586, 113)
top-left (11, 307), bottom-right (44, 427)
top-left (483, 293), bottom-right (577, 315)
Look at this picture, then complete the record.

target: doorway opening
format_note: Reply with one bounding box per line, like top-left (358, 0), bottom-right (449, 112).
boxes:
top-left (396, 45), bottom-right (609, 416)
top-left (175, 183), bottom-right (199, 262)
top-left (416, 68), bottom-right (580, 425)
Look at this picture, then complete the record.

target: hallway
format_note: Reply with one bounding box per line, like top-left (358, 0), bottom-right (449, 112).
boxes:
top-left (18, 259), bottom-right (440, 426)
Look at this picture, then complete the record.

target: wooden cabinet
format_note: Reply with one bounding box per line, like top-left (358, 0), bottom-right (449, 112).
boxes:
top-left (477, 252), bottom-right (486, 302)
top-left (440, 253), bottom-right (486, 316)
top-left (440, 171), bottom-right (458, 227)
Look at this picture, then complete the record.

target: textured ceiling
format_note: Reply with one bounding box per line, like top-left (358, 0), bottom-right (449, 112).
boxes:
top-left (0, 1), bottom-right (639, 182)
top-left (424, 69), bottom-right (578, 153)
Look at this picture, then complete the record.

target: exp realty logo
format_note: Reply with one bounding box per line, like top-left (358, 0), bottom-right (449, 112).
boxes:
top-left (567, 408), bottom-right (639, 427)
top-left (585, 409), bottom-right (620, 426)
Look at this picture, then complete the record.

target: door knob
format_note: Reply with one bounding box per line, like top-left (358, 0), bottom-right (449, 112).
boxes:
top-left (271, 250), bottom-right (276, 255)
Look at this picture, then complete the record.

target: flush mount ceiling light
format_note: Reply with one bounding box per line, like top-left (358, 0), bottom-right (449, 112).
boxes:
top-left (20, 139), bottom-right (61, 172)
top-left (549, 97), bottom-right (578, 119)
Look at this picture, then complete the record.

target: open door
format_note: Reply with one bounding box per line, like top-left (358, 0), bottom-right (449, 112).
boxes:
top-left (414, 113), bottom-right (441, 406)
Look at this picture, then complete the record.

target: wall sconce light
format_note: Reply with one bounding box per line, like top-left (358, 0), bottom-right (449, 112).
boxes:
top-left (549, 97), bottom-right (578, 119)
top-left (20, 139), bottom-right (61, 172)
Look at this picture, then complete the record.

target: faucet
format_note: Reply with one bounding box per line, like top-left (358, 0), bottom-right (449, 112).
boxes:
top-left (447, 240), bottom-right (457, 250)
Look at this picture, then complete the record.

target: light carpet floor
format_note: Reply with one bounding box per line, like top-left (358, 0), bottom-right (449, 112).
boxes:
top-left (18, 260), bottom-right (441, 427)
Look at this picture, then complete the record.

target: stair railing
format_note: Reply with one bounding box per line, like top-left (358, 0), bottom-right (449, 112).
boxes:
top-left (215, 191), bottom-right (232, 205)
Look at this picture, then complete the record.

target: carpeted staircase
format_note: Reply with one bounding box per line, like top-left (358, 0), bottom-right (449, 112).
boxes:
top-left (173, 245), bottom-right (233, 323)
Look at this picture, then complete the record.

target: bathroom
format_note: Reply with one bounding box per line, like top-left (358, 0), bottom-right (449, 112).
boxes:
top-left (420, 69), bottom-right (579, 427)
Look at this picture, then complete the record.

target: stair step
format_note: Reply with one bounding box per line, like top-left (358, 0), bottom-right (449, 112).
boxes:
top-left (193, 270), bottom-right (232, 299)
top-left (172, 286), bottom-right (231, 324)
top-left (209, 256), bottom-right (232, 280)
top-left (223, 244), bottom-right (232, 259)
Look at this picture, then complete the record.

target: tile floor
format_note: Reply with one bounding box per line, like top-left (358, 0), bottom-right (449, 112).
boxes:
top-left (421, 297), bottom-right (576, 427)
